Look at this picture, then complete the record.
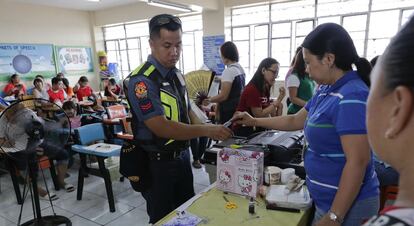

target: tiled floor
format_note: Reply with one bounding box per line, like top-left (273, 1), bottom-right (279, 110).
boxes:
top-left (0, 159), bottom-right (211, 226)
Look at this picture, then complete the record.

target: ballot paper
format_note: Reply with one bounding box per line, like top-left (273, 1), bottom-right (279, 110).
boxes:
top-left (162, 211), bottom-right (203, 226)
top-left (207, 76), bottom-right (220, 97)
top-left (265, 185), bottom-right (312, 210)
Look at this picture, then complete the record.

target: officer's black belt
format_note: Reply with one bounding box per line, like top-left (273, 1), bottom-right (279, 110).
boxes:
top-left (146, 150), bottom-right (184, 161)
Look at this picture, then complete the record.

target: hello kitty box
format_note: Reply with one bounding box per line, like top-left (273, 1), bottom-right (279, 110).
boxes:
top-left (216, 147), bottom-right (264, 198)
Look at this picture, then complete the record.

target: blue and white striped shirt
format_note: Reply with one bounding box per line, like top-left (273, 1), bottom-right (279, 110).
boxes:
top-left (304, 70), bottom-right (379, 212)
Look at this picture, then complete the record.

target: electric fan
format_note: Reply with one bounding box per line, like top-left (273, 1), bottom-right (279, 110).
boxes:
top-left (0, 98), bottom-right (72, 226)
top-left (183, 70), bottom-right (215, 106)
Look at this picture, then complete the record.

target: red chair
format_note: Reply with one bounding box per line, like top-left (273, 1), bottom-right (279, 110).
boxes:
top-left (7, 155), bottom-right (59, 204)
top-left (380, 185), bottom-right (399, 211)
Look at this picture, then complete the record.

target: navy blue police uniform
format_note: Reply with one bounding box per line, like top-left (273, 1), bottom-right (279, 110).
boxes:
top-left (125, 55), bottom-right (195, 224)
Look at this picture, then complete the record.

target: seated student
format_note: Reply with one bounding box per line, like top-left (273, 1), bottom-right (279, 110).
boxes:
top-left (35, 74), bottom-right (52, 91)
top-left (56, 72), bottom-right (64, 79)
top-left (62, 101), bottom-right (82, 129)
top-left (0, 103), bottom-right (75, 200)
top-left (62, 100), bottom-right (102, 128)
top-left (74, 76), bottom-right (94, 101)
top-left (47, 77), bottom-right (66, 106)
top-left (234, 57), bottom-right (285, 137)
top-left (74, 76), bottom-right (104, 111)
top-left (104, 78), bottom-right (121, 99)
top-left (3, 74), bottom-right (26, 99)
top-left (32, 78), bottom-right (49, 100)
top-left (62, 78), bottom-right (75, 100)
top-left (363, 17), bottom-right (414, 226)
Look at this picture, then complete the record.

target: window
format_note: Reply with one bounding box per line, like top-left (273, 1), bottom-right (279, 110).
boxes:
top-left (228, 1), bottom-right (414, 83)
top-left (372, 0), bottom-right (414, 11)
top-left (367, 10), bottom-right (400, 60)
top-left (271, 0), bottom-right (315, 22)
top-left (295, 20), bottom-right (314, 50)
top-left (232, 26), bottom-right (250, 75)
top-left (104, 15), bottom-right (203, 79)
top-left (271, 23), bottom-right (292, 80)
top-left (317, 16), bottom-right (341, 25)
top-left (317, 0), bottom-right (369, 17)
top-left (232, 5), bottom-right (269, 26)
top-left (402, 9), bottom-right (414, 27)
top-left (342, 15), bottom-right (367, 56)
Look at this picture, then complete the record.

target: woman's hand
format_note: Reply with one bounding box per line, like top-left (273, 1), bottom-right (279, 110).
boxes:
top-left (277, 87), bottom-right (286, 101)
top-left (232, 111), bottom-right (256, 127)
top-left (315, 214), bottom-right (341, 226)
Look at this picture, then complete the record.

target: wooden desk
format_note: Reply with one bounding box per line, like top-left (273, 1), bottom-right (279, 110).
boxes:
top-left (40, 105), bottom-right (61, 118)
top-left (78, 100), bottom-right (94, 107)
top-left (156, 183), bottom-right (310, 226)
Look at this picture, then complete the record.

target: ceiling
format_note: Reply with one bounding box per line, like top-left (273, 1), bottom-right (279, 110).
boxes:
top-left (10, 0), bottom-right (146, 11)
top-left (8, 0), bottom-right (225, 11)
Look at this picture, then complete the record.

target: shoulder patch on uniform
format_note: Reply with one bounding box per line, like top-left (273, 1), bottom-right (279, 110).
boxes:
top-left (138, 98), bottom-right (154, 115)
top-left (135, 81), bottom-right (148, 99)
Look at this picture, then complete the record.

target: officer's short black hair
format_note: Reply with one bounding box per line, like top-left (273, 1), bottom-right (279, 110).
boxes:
top-left (51, 77), bottom-right (61, 85)
top-left (149, 14), bottom-right (182, 40)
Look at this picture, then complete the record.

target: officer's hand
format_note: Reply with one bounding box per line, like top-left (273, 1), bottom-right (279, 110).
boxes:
top-left (232, 111), bottom-right (257, 127)
top-left (205, 125), bottom-right (232, 141)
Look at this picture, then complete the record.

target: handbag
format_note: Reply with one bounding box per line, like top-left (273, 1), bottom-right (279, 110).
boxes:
top-left (119, 140), bottom-right (151, 192)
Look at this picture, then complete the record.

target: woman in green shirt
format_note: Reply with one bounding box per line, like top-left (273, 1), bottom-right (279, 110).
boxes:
top-left (286, 47), bottom-right (315, 114)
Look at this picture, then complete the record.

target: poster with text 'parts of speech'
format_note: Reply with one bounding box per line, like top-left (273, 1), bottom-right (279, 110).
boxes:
top-left (57, 46), bottom-right (94, 75)
top-left (0, 44), bottom-right (56, 81)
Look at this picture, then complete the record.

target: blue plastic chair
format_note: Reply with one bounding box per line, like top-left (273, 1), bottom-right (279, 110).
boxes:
top-left (72, 123), bottom-right (121, 212)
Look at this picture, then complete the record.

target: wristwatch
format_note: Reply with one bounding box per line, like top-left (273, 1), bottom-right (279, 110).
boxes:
top-left (328, 210), bottom-right (343, 224)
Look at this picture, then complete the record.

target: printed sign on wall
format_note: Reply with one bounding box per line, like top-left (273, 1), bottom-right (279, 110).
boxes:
top-left (203, 35), bottom-right (225, 75)
top-left (56, 46), bottom-right (94, 75)
top-left (0, 43), bottom-right (56, 81)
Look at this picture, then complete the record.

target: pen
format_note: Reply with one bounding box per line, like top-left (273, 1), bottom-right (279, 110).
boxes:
top-left (223, 119), bottom-right (233, 128)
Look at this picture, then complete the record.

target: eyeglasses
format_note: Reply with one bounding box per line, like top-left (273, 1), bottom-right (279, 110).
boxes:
top-left (266, 68), bottom-right (279, 76)
top-left (150, 16), bottom-right (182, 32)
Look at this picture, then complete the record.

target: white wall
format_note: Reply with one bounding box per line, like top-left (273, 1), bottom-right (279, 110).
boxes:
top-left (93, 2), bottom-right (180, 27)
top-left (0, 0), bottom-right (100, 90)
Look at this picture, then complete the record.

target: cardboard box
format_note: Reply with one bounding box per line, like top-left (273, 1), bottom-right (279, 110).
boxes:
top-left (216, 148), bottom-right (264, 197)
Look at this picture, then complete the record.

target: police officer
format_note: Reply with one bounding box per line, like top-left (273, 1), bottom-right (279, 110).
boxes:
top-left (125, 14), bottom-right (232, 224)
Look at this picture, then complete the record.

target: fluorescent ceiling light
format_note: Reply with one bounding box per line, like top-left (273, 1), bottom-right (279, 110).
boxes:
top-left (86, 0), bottom-right (100, 2)
top-left (147, 0), bottom-right (192, 12)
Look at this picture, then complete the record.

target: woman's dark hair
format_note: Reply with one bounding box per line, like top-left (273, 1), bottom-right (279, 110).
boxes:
top-left (290, 46), bottom-right (302, 67)
top-left (35, 74), bottom-right (44, 80)
top-left (291, 47), bottom-right (307, 79)
top-left (78, 76), bottom-right (88, 83)
top-left (220, 41), bottom-right (239, 62)
top-left (302, 23), bottom-right (371, 86)
top-left (33, 78), bottom-right (43, 86)
top-left (51, 77), bottom-right (61, 85)
top-left (109, 78), bottom-right (116, 85)
top-left (249, 57), bottom-right (279, 94)
top-left (62, 100), bottom-right (76, 110)
top-left (56, 72), bottom-right (64, 78)
top-left (62, 78), bottom-right (70, 88)
top-left (10, 74), bottom-right (18, 83)
top-left (370, 55), bottom-right (380, 68)
top-left (381, 17), bottom-right (414, 92)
